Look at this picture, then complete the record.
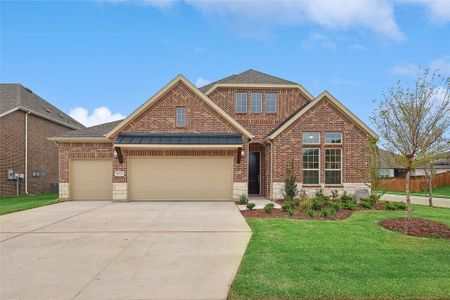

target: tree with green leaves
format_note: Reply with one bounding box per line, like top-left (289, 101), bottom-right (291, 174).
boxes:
top-left (283, 160), bottom-right (298, 200)
top-left (371, 69), bottom-right (449, 218)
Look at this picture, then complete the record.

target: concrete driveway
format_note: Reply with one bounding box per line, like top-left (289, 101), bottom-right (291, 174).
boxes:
top-left (0, 201), bottom-right (252, 300)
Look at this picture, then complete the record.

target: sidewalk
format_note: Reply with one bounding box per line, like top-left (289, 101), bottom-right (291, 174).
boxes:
top-left (381, 194), bottom-right (450, 208)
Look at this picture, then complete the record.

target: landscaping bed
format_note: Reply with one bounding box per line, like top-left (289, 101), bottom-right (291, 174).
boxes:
top-left (379, 217), bottom-right (450, 239)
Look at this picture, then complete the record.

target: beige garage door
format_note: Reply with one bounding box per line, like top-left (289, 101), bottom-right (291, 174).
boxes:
top-left (128, 157), bottom-right (233, 201)
top-left (70, 159), bottom-right (112, 200)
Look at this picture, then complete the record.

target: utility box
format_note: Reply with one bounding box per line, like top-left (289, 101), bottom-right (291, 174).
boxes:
top-left (7, 169), bottom-right (14, 180)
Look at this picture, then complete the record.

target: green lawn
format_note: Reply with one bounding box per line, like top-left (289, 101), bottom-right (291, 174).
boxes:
top-left (375, 185), bottom-right (450, 199)
top-left (0, 193), bottom-right (58, 215)
top-left (230, 206), bottom-right (450, 300)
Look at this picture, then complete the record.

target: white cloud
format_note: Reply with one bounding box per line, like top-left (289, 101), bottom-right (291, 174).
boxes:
top-left (404, 0), bottom-right (450, 24)
top-left (430, 55), bottom-right (450, 75)
top-left (195, 77), bottom-right (211, 88)
top-left (302, 33), bottom-right (337, 49)
top-left (348, 43), bottom-right (367, 51)
top-left (69, 106), bottom-right (126, 127)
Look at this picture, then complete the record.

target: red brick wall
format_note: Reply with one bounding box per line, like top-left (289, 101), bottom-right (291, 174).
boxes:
top-left (208, 87), bottom-right (310, 139)
top-left (272, 97), bottom-right (371, 184)
top-left (0, 111), bottom-right (74, 196)
top-left (121, 81), bottom-right (239, 135)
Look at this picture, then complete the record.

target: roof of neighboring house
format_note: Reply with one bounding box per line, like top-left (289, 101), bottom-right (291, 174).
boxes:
top-left (55, 119), bottom-right (123, 138)
top-left (115, 132), bottom-right (243, 145)
top-left (0, 83), bottom-right (84, 129)
top-left (379, 149), bottom-right (403, 169)
top-left (198, 69), bottom-right (298, 93)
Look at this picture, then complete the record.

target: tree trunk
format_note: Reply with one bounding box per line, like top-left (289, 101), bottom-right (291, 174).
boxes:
top-left (428, 168), bottom-right (433, 207)
top-left (405, 169), bottom-right (413, 219)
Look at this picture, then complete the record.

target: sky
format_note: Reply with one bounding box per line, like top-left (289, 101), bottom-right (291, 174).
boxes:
top-left (1, 0), bottom-right (449, 127)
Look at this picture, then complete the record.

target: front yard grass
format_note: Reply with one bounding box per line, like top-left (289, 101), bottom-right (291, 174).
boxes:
top-left (375, 185), bottom-right (450, 199)
top-left (0, 193), bottom-right (58, 215)
top-left (229, 205), bottom-right (450, 299)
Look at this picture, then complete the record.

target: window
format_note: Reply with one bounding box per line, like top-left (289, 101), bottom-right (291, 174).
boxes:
top-left (379, 169), bottom-right (391, 178)
top-left (236, 93), bottom-right (247, 113)
top-left (251, 93), bottom-right (262, 113)
top-left (266, 93), bottom-right (277, 113)
top-left (302, 132), bottom-right (320, 144)
top-left (325, 132), bottom-right (342, 144)
top-left (303, 148), bottom-right (319, 184)
top-left (176, 107), bottom-right (186, 127)
top-left (325, 149), bottom-right (342, 184)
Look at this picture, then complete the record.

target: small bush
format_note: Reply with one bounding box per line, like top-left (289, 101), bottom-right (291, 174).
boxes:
top-left (311, 195), bottom-right (330, 211)
top-left (368, 193), bottom-right (381, 205)
top-left (395, 202), bottom-right (407, 210)
top-left (331, 201), bottom-right (341, 212)
top-left (292, 197), bottom-right (300, 207)
top-left (299, 199), bottom-right (312, 212)
top-left (321, 208), bottom-right (336, 218)
top-left (285, 206), bottom-right (295, 216)
top-left (283, 161), bottom-right (298, 199)
top-left (383, 201), bottom-right (397, 210)
top-left (264, 203), bottom-right (274, 213)
top-left (316, 189), bottom-right (324, 197)
top-left (342, 201), bottom-right (355, 210)
top-left (340, 192), bottom-right (354, 203)
top-left (239, 194), bottom-right (248, 204)
top-left (282, 202), bottom-right (293, 212)
top-left (306, 208), bottom-right (315, 218)
top-left (360, 199), bottom-right (372, 209)
top-left (331, 189), bottom-right (339, 200)
top-left (246, 202), bottom-right (256, 210)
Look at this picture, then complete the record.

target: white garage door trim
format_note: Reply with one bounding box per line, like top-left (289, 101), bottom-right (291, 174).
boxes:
top-left (70, 159), bottom-right (112, 200)
top-left (128, 156), bottom-right (234, 201)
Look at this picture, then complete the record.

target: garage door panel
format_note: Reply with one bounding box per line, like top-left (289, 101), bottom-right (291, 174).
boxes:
top-left (71, 159), bottom-right (112, 200)
top-left (129, 157), bottom-right (233, 201)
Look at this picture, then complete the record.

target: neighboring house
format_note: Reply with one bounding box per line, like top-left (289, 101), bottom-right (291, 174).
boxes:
top-left (379, 149), bottom-right (450, 178)
top-left (50, 69), bottom-right (378, 201)
top-left (0, 84), bottom-right (84, 196)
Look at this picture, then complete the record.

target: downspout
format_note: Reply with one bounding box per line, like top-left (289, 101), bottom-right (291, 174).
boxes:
top-left (24, 111), bottom-right (31, 194)
top-left (267, 139), bottom-right (274, 200)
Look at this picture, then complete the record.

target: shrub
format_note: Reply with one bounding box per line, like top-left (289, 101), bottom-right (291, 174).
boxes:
top-left (368, 193), bottom-right (381, 205)
top-left (331, 201), bottom-right (341, 212)
top-left (340, 192), bottom-right (354, 203)
top-left (383, 201), bottom-right (397, 210)
top-left (321, 208), bottom-right (337, 218)
top-left (282, 202), bottom-right (293, 212)
top-left (342, 201), bottom-right (355, 210)
top-left (285, 206), bottom-right (295, 216)
top-left (316, 189), bottom-right (324, 197)
top-left (299, 199), bottom-right (312, 212)
top-left (311, 195), bottom-right (331, 211)
top-left (283, 161), bottom-right (298, 199)
top-left (331, 189), bottom-right (339, 200)
top-left (264, 203), bottom-right (274, 213)
top-left (246, 202), bottom-right (256, 210)
top-left (292, 197), bottom-right (300, 207)
top-left (395, 202), bottom-right (407, 210)
top-left (360, 199), bottom-right (372, 209)
top-left (239, 194), bottom-right (248, 204)
top-left (306, 208), bottom-right (315, 218)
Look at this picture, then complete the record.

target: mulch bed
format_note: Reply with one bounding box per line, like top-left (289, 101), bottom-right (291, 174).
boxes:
top-left (379, 217), bottom-right (450, 239)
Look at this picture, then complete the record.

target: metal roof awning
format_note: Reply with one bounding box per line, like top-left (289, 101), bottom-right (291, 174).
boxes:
top-left (114, 132), bottom-right (243, 148)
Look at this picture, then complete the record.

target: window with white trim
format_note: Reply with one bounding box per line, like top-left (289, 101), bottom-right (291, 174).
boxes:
top-left (251, 93), bottom-right (262, 113)
top-left (236, 93), bottom-right (247, 113)
top-left (303, 148), bottom-right (319, 184)
top-left (302, 132), bottom-right (320, 144)
top-left (325, 132), bottom-right (342, 144)
top-left (176, 107), bottom-right (186, 127)
top-left (325, 148), bottom-right (342, 184)
top-left (266, 93), bottom-right (277, 113)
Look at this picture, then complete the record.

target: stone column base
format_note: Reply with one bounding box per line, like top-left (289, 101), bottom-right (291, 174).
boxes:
top-left (233, 182), bottom-right (248, 200)
top-left (113, 183), bottom-right (128, 201)
top-left (59, 183), bottom-right (69, 201)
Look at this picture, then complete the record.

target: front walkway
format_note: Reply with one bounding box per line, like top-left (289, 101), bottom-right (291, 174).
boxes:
top-left (0, 201), bottom-right (252, 300)
top-left (381, 194), bottom-right (450, 208)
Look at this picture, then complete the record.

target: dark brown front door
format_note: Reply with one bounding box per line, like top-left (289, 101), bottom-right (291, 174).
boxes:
top-left (248, 152), bottom-right (260, 194)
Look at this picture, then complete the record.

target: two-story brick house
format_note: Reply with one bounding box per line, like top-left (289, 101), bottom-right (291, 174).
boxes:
top-left (0, 84), bottom-right (84, 196)
top-left (50, 70), bottom-right (377, 201)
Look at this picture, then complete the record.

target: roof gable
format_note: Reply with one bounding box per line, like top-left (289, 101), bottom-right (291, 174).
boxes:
top-left (105, 75), bottom-right (253, 139)
top-left (0, 84), bottom-right (84, 129)
top-left (199, 69), bottom-right (314, 100)
top-left (267, 91), bottom-right (378, 140)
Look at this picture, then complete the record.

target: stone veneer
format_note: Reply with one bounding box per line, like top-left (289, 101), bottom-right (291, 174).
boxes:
top-left (59, 182), bottom-right (69, 201)
top-left (233, 182), bottom-right (248, 200)
top-left (112, 182), bottom-right (127, 201)
top-left (272, 182), bottom-right (370, 200)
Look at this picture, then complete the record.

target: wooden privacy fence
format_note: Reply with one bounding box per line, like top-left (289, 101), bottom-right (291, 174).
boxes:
top-left (377, 171), bottom-right (450, 192)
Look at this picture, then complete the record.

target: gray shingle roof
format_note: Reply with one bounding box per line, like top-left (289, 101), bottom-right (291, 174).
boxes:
top-left (56, 119), bottom-right (123, 138)
top-left (198, 69), bottom-right (297, 93)
top-left (115, 133), bottom-right (243, 145)
top-left (0, 84), bottom-right (84, 129)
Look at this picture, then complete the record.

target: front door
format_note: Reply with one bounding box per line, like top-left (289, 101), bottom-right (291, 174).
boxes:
top-left (248, 152), bottom-right (260, 194)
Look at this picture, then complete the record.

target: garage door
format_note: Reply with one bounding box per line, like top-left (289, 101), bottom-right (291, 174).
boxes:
top-left (70, 159), bottom-right (112, 200)
top-left (128, 157), bottom-right (233, 201)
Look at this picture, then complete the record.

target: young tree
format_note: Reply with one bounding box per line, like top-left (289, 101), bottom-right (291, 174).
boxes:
top-left (283, 160), bottom-right (298, 200)
top-left (423, 162), bottom-right (434, 207)
top-left (371, 69), bottom-right (449, 218)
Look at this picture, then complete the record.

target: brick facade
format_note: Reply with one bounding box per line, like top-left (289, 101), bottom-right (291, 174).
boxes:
top-left (0, 111), bottom-right (76, 196)
top-left (56, 79), bottom-right (372, 201)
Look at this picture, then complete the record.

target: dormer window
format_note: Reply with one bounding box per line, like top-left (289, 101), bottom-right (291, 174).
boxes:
top-left (176, 107), bottom-right (186, 127)
top-left (251, 93), bottom-right (262, 113)
top-left (236, 93), bottom-right (247, 113)
top-left (266, 93), bottom-right (277, 113)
